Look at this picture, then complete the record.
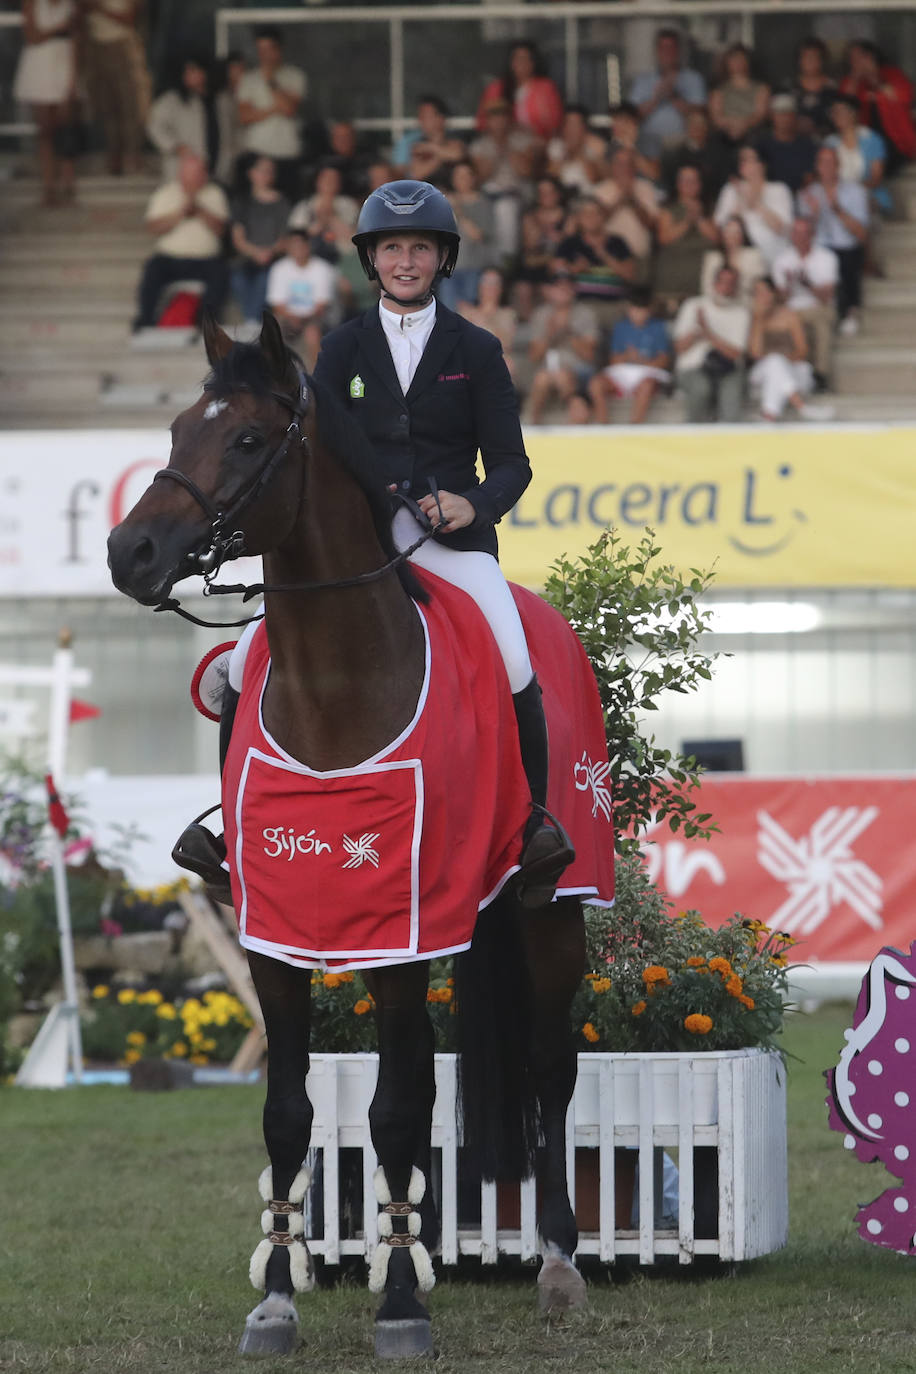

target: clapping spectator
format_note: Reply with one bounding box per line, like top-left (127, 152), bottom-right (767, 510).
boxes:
top-left (547, 104), bottom-right (607, 193)
top-left (606, 102), bottom-right (660, 184)
top-left (459, 266), bottom-right (518, 378)
top-left (230, 155), bottom-right (290, 324)
top-left (771, 217), bottom-right (838, 383)
top-left (236, 26), bottom-right (306, 200)
top-left (392, 96), bottom-right (466, 187)
top-left (700, 214), bottom-right (765, 304)
top-left (288, 165), bottom-right (358, 262)
top-left (527, 274), bottom-right (599, 423)
top-left (133, 151), bottom-right (229, 332)
top-left (553, 197), bottom-right (634, 307)
top-left (147, 57), bottom-right (219, 183)
top-left (477, 41), bottom-right (564, 141)
top-left (653, 163), bottom-right (719, 315)
top-left (628, 28), bottom-right (706, 161)
top-left (587, 285), bottom-right (672, 424)
top-left (747, 276), bottom-right (834, 422)
top-left (594, 146), bottom-right (659, 269)
top-left (709, 44), bottom-right (771, 149)
top-left (798, 145), bottom-right (868, 334)
top-left (516, 175), bottom-right (569, 302)
top-left (840, 40), bottom-right (916, 174)
top-left (792, 37), bottom-right (837, 139)
top-left (755, 94), bottom-right (818, 193)
top-left (13, 0), bottom-right (77, 207)
top-left (671, 263), bottom-right (750, 422)
top-left (83, 0), bottom-right (150, 178)
top-left (660, 106), bottom-right (732, 201)
top-left (470, 99), bottom-right (540, 261)
top-left (713, 145), bottom-right (792, 265)
top-left (266, 229), bottom-right (338, 364)
top-left (439, 161), bottom-right (495, 310)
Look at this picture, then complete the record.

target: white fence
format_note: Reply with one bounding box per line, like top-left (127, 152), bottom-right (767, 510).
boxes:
top-left (303, 1048), bottom-right (787, 1268)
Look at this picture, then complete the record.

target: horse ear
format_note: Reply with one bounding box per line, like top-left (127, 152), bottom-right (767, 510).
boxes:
top-left (201, 310), bottom-right (234, 367)
top-left (259, 309), bottom-right (296, 387)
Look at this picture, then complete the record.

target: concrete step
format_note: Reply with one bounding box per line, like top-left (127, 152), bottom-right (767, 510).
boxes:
top-left (0, 202), bottom-right (148, 237)
top-left (833, 351), bottom-right (915, 395)
top-left (0, 262), bottom-right (140, 291)
top-left (863, 280), bottom-right (916, 308)
top-left (0, 236), bottom-right (148, 263)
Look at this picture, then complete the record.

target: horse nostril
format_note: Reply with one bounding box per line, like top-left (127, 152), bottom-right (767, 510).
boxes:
top-left (131, 535), bottom-right (157, 571)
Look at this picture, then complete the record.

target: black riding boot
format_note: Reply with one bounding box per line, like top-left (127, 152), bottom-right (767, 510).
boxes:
top-left (512, 674), bottom-right (575, 909)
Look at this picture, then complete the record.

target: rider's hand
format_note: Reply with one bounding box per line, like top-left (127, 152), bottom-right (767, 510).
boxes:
top-left (417, 490), bottom-right (476, 532)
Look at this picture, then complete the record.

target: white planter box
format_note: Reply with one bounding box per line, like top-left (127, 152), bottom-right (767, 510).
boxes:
top-left (303, 1048), bottom-right (787, 1268)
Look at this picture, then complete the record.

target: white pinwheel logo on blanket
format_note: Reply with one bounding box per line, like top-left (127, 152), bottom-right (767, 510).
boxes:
top-left (757, 806), bottom-right (883, 935)
top-left (341, 832), bottom-right (381, 869)
top-left (573, 751), bottom-right (612, 821)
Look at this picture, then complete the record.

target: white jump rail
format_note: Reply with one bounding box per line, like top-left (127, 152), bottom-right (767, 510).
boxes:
top-left (303, 1048), bottom-right (787, 1268)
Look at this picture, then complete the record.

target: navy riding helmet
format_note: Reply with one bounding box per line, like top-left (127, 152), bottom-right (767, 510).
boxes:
top-left (352, 180), bottom-right (461, 281)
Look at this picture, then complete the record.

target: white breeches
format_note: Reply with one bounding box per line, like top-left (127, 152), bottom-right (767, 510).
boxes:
top-left (604, 363), bottom-right (671, 395)
top-left (392, 506), bottom-right (533, 693)
top-left (749, 354), bottom-right (814, 418)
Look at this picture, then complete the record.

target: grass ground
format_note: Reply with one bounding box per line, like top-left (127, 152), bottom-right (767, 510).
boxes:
top-left (2, 1006), bottom-right (916, 1374)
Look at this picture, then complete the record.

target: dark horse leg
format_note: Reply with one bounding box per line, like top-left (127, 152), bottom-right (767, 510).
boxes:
top-left (239, 951), bottom-right (315, 1358)
top-left (362, 961), bottom-right (438, 1359)
top-left (521, 896), bottom-right (588, 1311)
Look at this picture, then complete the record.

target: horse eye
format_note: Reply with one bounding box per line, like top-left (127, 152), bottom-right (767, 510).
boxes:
top-left (238, 434), bottom-right (261, 453)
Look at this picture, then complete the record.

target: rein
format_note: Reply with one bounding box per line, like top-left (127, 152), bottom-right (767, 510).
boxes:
top-left (152, 370), bottom-right (441, 630)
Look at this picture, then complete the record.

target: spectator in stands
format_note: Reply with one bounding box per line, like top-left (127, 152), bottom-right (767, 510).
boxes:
top-left (438, 160), bottom-right (495, 310)
top-left (771, 216), bottom-right (838, 384)
top-left (317, 121), bottom-right (373, 201)
top-left (672, 263), bottom-right (751, 422)
top-left (755, 94), bottom-right (818, 193)
top-left (660, 106), bottom-right (733, 202)
top-left (392, 95), bottom-right (466, 187)
top-left (747, 276), bottom-right (833, 422)
top-left (709, 43), bottom-right (771, 149)
top-left (547, 104), bottom-right (607, 193)
top-left (83, 0), bottom-right (150, 178)
top-left (476, 40), bottom-right (564, 142)
top-left (133, 151), bottom-right (229, 332)
top-left (826, 93), bottom-right (893, 215)
top-left (593, 146), bottom-right (659, 269)
top-left (516, 175), bottom-right (570, 306)
top-left (653, 163), bottom-right (719, 315)
top-left (13, 0), bottom-right (77, 207)
top-left (470, 98), bottom-right (540, 262)
top-left (265, 227), bottom-right (338, 364)
top-left (288, 165), bottom-right (359, 262)
top-left (700, 214), bottom-right (765, 305)
top-left (553, 197), bottom-right (635, 307)
top-left (230, 154), bottom-right (290, 324)
top-left (798, 144), bottom-right (868, 335)
top-left (459, 266), bottom-right (518, 379)
top-left (587, 285), bottom-right (672, 424)
top-left (793, 37), bottom-right (837, 139)
top-left (628, 28), bottom-right (706, 161)
top-left (606, 102), bottom-right (660, 184)
top-left (213, 51), bottom-right (246, 186)
top-left (840, 40), bottom-right (916, 174)
top-left (147, 58), bottom-right (220, 184)
top-left (527, 273), bottom-right (599, 422)
top-left (236, 26), bottom-right (306, 201)
top-left (713, 145), bottom-right (792, 265)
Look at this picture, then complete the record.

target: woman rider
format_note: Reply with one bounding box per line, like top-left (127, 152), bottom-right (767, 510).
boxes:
top-left (313, 179), bottom-right (573, 907)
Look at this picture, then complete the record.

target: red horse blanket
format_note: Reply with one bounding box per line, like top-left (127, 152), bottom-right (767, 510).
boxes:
top-left (221, 570), bottom-right (614, 972)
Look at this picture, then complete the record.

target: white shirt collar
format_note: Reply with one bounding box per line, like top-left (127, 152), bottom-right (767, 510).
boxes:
top-left (378, 299), bottom-right (437, 394)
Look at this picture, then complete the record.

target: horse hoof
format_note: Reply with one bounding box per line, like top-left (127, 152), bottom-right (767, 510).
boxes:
top-left (238, 1294), bottom-right (299, 1357)
top-left (374, 1318), bottom-right (434, 1360)
top-left (537, 1254), bottom-right (587, 1313)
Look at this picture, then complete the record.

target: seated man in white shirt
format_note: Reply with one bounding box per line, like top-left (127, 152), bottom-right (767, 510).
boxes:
top-left (266, 228), bottom-right (339, 367)
top-left (771, 217), bottom-right (838, 384)
top-left (133, 151), bottom-right (230, 331)
top-left (672, 264), bottom-right (751, 422)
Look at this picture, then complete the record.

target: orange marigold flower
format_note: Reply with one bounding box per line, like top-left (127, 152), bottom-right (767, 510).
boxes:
top-left (631, 1001), bottom-right (647, 1016)
top-left (686, 956), bottom-right (706, 968)
top-left (708, 957), bottom-right (733, 978)
top-left (353, 999), bottom-right (372, 1015)
top-left (738, 993), bottom-right (755, 1009)
top-left (338, 971), bottom-right (355, 983)
top-left (582, 1022), bottom-right (600, 1043)
top-left (684, 1013), bottom-right (713, 1035)
top-left (323, 973), bottom-right (343, 989)
top-left (642, 965), bottom-right (670, 985)
top-left (591, 977), bottom-right (612, 994)
top-left (725, 975), bottom-right (744, 997)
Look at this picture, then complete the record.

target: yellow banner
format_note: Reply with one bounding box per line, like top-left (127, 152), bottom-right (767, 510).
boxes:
top-left (498, 426), bottom-right (916, 589)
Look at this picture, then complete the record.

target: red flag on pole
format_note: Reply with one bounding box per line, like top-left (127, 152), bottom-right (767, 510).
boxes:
top-left (69, 699), bottom-right (101, 723)
top-left (45, 774), bottom-right (70, 838)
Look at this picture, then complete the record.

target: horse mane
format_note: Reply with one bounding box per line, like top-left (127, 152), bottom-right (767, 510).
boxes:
top-left (204, 340), bottom-right (427, 603)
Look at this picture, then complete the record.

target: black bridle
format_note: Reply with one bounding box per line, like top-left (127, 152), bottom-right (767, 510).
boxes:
top-left (151, 369), bottom-right (440, 630)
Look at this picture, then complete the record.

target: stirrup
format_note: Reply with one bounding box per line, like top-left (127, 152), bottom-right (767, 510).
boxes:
top-left (515, 804), bottom-right (576, 910)
top-left (172, 806), bottom-right (232, 905)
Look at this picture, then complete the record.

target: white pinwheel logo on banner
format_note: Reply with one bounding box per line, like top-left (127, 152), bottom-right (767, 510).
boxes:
top-left (573, 751), bottom-right (613, 821)
top-left (757, 806), bottom-right (883, 936)
top-left (341, 832), bottom-right (381, 869)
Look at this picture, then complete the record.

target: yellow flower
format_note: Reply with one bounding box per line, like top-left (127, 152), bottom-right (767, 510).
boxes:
top-left (582, 1022), bottom-right (599, 1043)
top-left (642, 965), bottom-right (670, 986)
top-left (708, 957), bottom-right (733, 978)
top-left (138, 989), bottom-right (163, 1006)
top-left (631, 1000), bottom-right (647, 1017)
top-left (117, 988), bottom-right (136, 1004)
top-left (171, 1042), bottom-right (188, 1057)
top-left (353, 999), bottom-right (372, 1016)
top-left (190, 1054), bottom-right (209, 1065)
top-left (125, 1031), bottom-right (146, 1047)
top-left (770, 955), bottom-right (788, 967)
top-left (92, 985), bottom-right (109, 999)
top-left (156, 1003), bottom-right (177, 1020)
top-left (684, 1013), bottom-right (713, 1035)
top-left (774, 932), bottom-right (797, 946)
top-left (122, 1048), bottom-right (142, 1065)
top-left (591, 977), bottom-right (612, 994)
top-left (686, 956), bottom-right (706, 968)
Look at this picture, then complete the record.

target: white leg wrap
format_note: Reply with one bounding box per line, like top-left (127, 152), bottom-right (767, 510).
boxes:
top-left (250, 1163), bottom-right (314, 1293)
top-left (368, 1166), bottom-right (435, 1295)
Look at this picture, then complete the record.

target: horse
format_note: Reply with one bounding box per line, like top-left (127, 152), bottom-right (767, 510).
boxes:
top-left (107, 312), bottom-right (610, 1359)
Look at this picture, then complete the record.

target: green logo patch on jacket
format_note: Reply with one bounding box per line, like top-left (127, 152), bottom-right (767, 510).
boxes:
top-left (349, 374), bottom-right (366, 399)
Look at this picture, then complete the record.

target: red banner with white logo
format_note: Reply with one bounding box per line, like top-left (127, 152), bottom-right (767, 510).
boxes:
top-left (643, 777), bottom-right (916, 963)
